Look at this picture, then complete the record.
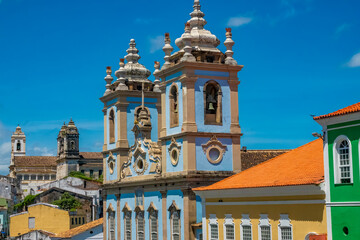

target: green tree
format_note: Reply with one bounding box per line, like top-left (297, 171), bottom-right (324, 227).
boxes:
top-left (52, 192), bottom-right (82, 211)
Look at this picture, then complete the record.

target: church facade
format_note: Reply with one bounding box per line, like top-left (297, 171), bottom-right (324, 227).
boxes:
top-left (100, 1), bottom-right (243, 239)
top-left (9, 120), bottom-right (103, 196)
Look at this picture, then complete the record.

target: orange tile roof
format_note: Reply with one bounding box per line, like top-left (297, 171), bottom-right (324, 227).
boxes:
top-left (194, 139), bottom-right (324, 191)
top-left (314, 102), bottom-right (360, 120)
top-left (54, 218), bottom-right (103, 238)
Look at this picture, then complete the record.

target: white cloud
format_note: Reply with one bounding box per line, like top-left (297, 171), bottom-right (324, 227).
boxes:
top-left (227, 17), bottom-right (252, 28)
top-left (0, 165), bottom-right (9, 175)
top-left (32, 147), bottom-right (54, 156)
top-left (149, 35), bottom-right (164, 53)
top-left (336, 23), bottom-right (350, 35)
top-left (347, 52), bottom-right (360, 68)
top-left (0, 142), bottom-right (11, 170)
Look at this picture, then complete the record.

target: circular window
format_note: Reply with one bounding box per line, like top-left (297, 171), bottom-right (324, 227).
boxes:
top-left (137, 159), bottom-right (144, 170)
top-left (206, 146), bottom-right (224, 164)
top-left (209, 148), bottom-right (220, 161)
top-left (343, 226), bottom-right (349, 236)
top-left (170, 148), bottom-right (179, 166)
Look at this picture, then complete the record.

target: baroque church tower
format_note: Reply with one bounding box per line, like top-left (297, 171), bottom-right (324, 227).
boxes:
top-left (56, 119), bottom-right (80, 179)
top-left (101, 1), bottom-right (243, 239)
top-left (9, 126), bottom-right (26, 178)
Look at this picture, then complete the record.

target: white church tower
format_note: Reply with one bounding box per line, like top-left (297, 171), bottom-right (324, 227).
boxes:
top-left (9, 125), bottom-right (26, 177)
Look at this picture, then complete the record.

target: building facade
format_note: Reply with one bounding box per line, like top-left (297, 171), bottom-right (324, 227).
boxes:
top-left (100, 1), bottom-right (243, 239)
top-left (314, 102), bottom-right (360, 240)
top-left (194, 139), bottom-right (327, 240)
top-left (9, 121), bottom-right (103, 197)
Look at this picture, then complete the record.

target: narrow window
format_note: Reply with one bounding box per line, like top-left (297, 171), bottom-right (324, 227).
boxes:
top-left (109, 211), bottom-right (115, 240)
top-left (109, 109), bottom-right (115, 143)
top-left (337, 140), bottom-right (351, 183)
top-left (124, 211), bottom-right (132, 240)
top-left (209, 214), bottom-right (218, 240)
top-left (16, 141), bottom-right (21, 151)
top-left (259, 214), bottom-right (271, 240)
top-left (172, 212), bottom-right (180, 240)
top-left (169, 84), bottom-right (179, 128)
top-left (137, 211), bottom-right (145, 240)
top-left (90, 170), bottom-right (94, 178)
top-left (224, 214), bottom-right (235, 240)
top-left (24, 175), bottom-right (29, 180)
top-left (150, 211), bottom-right (158, 240)
top-left (82, 217), bottom-right (85, 224)
top-left (28, 217), bottom-right (35, 229)
top-left (241, 214), bottom-right (252, 240)
top-left (278, 214), bottom-right (292, 240)
top-left (204, 81), bottom-right (222, 125)
top-left (70, 140), bottom-right (75, 150)
top-left (99, 170), bottom-right (103, 176)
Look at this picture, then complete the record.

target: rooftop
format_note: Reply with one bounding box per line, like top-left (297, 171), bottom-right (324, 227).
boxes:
top-left (194, 139), bottom-right (324, 191)
top-left (54, 218), bottom-right (103, 238)
top-left (314, 102), bottom-right (360, 120)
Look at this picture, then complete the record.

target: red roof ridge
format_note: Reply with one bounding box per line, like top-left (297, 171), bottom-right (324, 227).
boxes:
top-left (54, 218), bottom-right (103, 238)
top-left (314, 102), bottom-right (360, 120)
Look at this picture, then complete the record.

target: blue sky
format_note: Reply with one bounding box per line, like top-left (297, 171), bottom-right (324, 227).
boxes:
top-left (0, 0), bottom-right (359, 175)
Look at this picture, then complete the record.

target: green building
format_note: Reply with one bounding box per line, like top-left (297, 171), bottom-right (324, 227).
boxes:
top-left (314, 102), bottom-right (360, 240)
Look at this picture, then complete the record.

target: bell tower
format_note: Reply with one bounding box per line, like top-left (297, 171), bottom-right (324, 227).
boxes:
top-left (56, 119), bottom-right (80, 179)
top-left (10, 125), bottom-right (26, 177)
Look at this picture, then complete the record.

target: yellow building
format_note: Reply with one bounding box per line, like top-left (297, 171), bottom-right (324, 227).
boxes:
top-left (10, 203), bottom-right (71, 237)
top-left (194, 139), bottom-right (327, 240)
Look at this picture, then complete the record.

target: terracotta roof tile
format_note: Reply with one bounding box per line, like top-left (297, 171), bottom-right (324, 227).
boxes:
top-left (314, 102), bottom-right (360, 120)
top-left (79, 152), bottom-right (102, 159)
top-left (54, 218), bottom-right (103, 238)
top-left (194, 139), bottom-right (324, 191)
top-left (14, 156), bottom-right (57, 167)
top-left (241, 150), bottom-right (289, 171)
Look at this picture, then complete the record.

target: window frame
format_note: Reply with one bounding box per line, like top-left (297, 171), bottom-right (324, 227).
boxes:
top-left (123, 203), bottom-right (132, 240)
top-left (171, 211), bottom-right (181, 240)
top-left (240, 214), bottom-right (253, 240)
top-left (169, 83), bottom-right (179, 128)
top-left (333, 135), bottom-right (353, 184)
top-left (278, 214), bottom-right (293, 240)
top-left (258, 214), bottom-right (271, 240)
top-left (136, 210), bottom-right (145, 240)
top-left (147, 202), bottom-right (158, 240)
top-left (203, 80), bottom-right (223, 126)
top-left (109, 108), bottom-right (116, 143)
top-left (224, 214), bottom-right (235, 240)
top-left (208, 214), bottom-right (219, 240)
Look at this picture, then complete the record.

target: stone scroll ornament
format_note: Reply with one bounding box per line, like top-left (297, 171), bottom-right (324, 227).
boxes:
top-left (202, 135), bottom-right (227, 164)
top-left (143, 139), bottom-right (162, 174)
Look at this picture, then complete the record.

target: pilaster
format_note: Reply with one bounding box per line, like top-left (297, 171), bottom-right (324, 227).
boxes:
top-left (182, 189), bottom-right (197, 240)
top-left (229, 72), bottom-right (241, 134)
top-left (161, 190), bottom-right (168, 240)
top-left (116, 193), bottom-right (121, 240)
top-left (103, 108), bottom-right (108, 151)
top-left (232, 135), bottom-right (241, 172)
top-left (181, 76), bottom-right (198, 132)
top-left (160, 87), bottom-right (167, 138)
top-left (116, 99), bottom-right (129, 148)
top-left (103, 190), bottom-right (107, 240)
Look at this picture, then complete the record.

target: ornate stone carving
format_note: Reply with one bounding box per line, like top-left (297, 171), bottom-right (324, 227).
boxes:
top-left (162, 33), bottom-right (173, 70)
top-left (202, 135), bottom-right (227, 164)
top-left (143, 139), bottom-right (162, 174)
top-left (224, 28), bottom-right (237, 65)
top-left (168, 137), bottom-right (181, 166)
top-left (104, 66), bottom-right (114, 96)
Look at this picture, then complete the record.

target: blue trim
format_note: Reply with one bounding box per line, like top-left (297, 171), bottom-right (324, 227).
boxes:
top-left (165, 71), bottom-right (182, 81)
top-left (126, 97), bottom-right (158, 103)
top-left (195, 70), bottom-right (230, 77)
top-left (106, 98), bottom-right (117, 106)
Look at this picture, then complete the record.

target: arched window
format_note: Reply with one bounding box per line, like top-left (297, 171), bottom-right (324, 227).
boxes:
top-left (172, 212), bottom-right (180, 240)
top-left (123, 203), bottom-right (132, 240)
top-left (147, 202), bottom-right (158, 240)
top-left (108, 210), bottom-right (115, 240)
top-left (16, 141), bottom-right (21, 151)
top-left (169, 84), bottom-right (179, 128)
top-left (70, 140), bottom-right (75, 150)
top-left (334, 137), bottom-right (352, 184)
top-left (204, 81), bottom-right (222, 125)
top-left (136, 210), bottom-right (145, 240)
top-left (109, 109), bottom-right (115, 143)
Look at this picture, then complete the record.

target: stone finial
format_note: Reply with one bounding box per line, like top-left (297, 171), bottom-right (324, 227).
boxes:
top-left (188, 0), bottom-right (207, 30)
top-left (125, 39), bottom-right (140, 64)
top-left (115, 58), bottom-right (128, 90)
top-left (153, 61), bottom-right (161, 92)
top-left (224, 28), bottom-right (237, 65)
top-left (180, 23), bottom-right (196, 62)
top-left (104, 66), bottom-right (114, 96)
top-left (162, 33), bottom-right (173, 70)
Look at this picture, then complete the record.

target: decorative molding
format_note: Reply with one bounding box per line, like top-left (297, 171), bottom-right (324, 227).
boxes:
top-left (147, 202), bottom-right (158, 213)
top-left (143, 139), bottom-right (162, 174)
top-left (206, 200), bottom-right (325, 206)
top-left (168, 137), bottom-right (181, 166)
top-left (122, 202), bottom-right (132, 212)
top-left (202, 135), bottom-right (227, 164)
top-left (107, 203), bottom-right (115, 212)
top-left (168, 200), bottom-right (181, 214)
